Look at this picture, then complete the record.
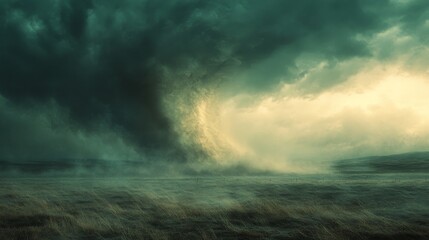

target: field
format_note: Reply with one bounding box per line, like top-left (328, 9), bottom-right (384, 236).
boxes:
top-left (0, 175), bottom-right (428, 240)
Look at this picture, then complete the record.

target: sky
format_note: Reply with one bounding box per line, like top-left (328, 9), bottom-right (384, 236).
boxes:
top-left (1, 0), bottom-right (429, 175)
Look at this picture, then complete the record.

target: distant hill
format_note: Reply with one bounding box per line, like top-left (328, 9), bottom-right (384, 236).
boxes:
top-left (333, 152), bottom-right (429, 174)
top-left (0, 158), bottom-right (149, 176)
top-left (0, 158), bottom-right (274, 177)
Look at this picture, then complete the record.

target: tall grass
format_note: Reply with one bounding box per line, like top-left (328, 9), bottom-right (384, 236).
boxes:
top-left (0, 177), bottom-right (428, 239)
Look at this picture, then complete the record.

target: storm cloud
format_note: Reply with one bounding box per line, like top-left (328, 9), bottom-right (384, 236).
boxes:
top-left (1, 0), bottom-right (428, 174)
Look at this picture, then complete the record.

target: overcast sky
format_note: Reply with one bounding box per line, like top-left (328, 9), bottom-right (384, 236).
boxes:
top-left (1, 0), bottom-right (428, 174)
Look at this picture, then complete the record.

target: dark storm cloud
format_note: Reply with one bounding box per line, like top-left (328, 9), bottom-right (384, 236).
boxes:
top-left (0, 96), bottom-right (140, 161)
top-left (397, 0), bottom-right (429, 41)
top-left (0, 0), bottom-right (426, 172)
top-left (1, 0), bottom-right (174, 152)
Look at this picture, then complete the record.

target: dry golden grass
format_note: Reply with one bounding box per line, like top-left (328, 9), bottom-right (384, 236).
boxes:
top-left (0, 178), bottom-right (428, 240)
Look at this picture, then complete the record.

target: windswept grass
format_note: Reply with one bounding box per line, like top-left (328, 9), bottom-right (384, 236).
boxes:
top-left (0, 176), bottom-right (428, 239)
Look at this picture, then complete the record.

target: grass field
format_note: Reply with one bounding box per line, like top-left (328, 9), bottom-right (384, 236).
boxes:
top-left (0, 175), bottom-right (428, 240)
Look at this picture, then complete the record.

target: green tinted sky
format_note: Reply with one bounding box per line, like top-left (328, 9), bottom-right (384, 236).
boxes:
top-left (0, 0), bottom-right (428, 173)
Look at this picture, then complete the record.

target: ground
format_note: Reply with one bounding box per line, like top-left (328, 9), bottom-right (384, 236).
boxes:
top-left (0, 175), bottom-right (428, 240)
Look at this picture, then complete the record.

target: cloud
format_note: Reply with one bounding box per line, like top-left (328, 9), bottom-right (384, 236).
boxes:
top-left (215, 65), bottom-right (429, 172)
top-left (0, 95), bottom-right (140, 161)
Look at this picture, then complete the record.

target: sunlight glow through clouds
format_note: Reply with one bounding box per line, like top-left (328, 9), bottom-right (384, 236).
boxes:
top-left (215, 66), bottom-right (429, 172)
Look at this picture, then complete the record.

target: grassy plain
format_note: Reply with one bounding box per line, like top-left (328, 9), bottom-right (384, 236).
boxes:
top-left (0, 175), bottom-right (428, 239)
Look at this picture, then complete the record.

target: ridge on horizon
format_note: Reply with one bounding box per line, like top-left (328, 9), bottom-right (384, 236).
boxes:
top-left (333, 151), bottom-right (429, 174)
